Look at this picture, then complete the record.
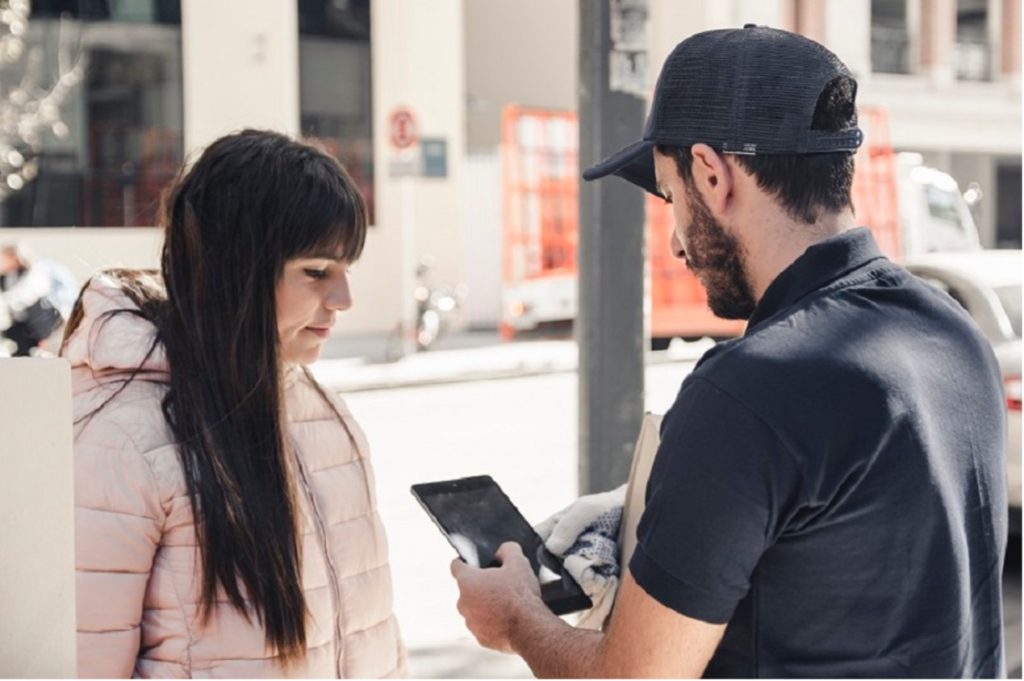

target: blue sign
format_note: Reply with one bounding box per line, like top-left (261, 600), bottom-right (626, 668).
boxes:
top-left (421, 138), bottom-right (448, 178)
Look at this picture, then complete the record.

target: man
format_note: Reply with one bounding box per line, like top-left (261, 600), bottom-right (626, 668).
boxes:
top-left (451, 25), bottom-right (1007, 677)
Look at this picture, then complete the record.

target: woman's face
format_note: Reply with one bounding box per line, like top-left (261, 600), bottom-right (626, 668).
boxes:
top-left (276, 256), bottom-right (353, 365)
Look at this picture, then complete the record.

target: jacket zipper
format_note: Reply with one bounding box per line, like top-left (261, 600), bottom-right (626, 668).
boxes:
top-left (291, 439), bottom-right (345, 677)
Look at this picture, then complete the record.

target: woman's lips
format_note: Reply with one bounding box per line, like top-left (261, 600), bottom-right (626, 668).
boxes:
top-left (305, 327), bottom-right (331, 339)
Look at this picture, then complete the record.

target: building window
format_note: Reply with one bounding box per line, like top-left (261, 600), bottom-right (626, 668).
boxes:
top-left (871, 0), bottom-right (911, 74)
top-left (954, 0), bottom-right (991, 81)
top-left (298, 0), bottom-right (374, 223)
top-left (0, 0), bottom-right (183, 228)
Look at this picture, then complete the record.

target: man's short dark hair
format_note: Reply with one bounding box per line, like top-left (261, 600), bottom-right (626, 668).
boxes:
top-left (658, 76), bottom-right (857, 225)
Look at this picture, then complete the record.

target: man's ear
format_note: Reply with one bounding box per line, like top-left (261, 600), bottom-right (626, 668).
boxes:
top-left (689, 143), bottom-right (733, 215)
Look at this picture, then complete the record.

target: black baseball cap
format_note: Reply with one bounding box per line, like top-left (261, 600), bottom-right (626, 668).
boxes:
top-left (582, 24), bottom-right (864, 198)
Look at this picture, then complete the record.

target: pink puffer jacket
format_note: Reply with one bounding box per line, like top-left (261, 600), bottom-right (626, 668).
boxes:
top-left (67, 275), bottom-right (405, 678)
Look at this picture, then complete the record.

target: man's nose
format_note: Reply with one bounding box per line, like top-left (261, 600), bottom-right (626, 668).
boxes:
top-left (670, 230), bottom-right (685, 259)
top-left (326, 273), bottom-right (353, 312)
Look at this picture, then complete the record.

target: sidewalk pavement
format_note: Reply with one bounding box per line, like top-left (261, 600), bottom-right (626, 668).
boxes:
top-left (308, 332), bottom-right (715, 393)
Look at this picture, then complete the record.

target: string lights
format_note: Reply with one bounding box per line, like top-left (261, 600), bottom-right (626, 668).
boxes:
top-left (0, 0), bottom-right (86, 196)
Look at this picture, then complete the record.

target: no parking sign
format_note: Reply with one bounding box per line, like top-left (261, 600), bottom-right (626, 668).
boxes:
top-left (389, 107), bottom-right (418, 150)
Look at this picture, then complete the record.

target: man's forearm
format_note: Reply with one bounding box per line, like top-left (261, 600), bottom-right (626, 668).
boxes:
top-left (509, 606), bottom-right (606, 678)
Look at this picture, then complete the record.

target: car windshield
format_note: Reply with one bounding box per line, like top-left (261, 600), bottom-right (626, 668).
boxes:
top-left (995, 285), bottom-right (1022, 338)
top-left (924, 184), bottom-right (969, 231)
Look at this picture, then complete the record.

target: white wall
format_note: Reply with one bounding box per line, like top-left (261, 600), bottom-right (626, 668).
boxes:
top-left (0, 359), bottom-right (76, 677)
top-left (181, 0), bottom-right (300, 156)
top-left (0, 228), bottom-right (164, 283)
top-left (462, 154), bottom-right (503, 328)
top-left (859, 76), bottom-right (1021, 154)
top-left (463, 0), bottom-right (578, 153)
top-left (824, 0), bottom-right (871, 78)
top-left (649, 0), bottom-right (792, 89)
top-left (368, 0), bottom-right (468, 336)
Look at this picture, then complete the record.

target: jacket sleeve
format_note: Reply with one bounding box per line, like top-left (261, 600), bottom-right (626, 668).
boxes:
top-left (74, 422), bottom-right (165, 679)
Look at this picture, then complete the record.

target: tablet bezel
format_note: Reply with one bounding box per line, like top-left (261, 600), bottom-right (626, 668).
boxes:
top-left (411, 475), bottom-right (593, 616)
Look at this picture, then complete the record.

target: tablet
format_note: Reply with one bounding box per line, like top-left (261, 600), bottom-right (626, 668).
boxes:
top-left (411, 475), bottom-right (593, 616)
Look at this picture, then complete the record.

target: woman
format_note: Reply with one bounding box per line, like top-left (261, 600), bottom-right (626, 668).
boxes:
top-left (63, 130), bottom-right (405, 677)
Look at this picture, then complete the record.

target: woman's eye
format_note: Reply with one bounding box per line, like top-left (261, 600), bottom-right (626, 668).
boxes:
top-left (304, 268), bottom-right (328, 280)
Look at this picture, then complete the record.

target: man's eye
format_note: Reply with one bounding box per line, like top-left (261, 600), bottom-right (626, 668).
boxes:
top-left (304, 268), bottom-right (328, 280)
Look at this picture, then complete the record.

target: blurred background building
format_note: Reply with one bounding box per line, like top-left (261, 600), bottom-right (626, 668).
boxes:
top-left (0, 0), bottom-right (1019, 341)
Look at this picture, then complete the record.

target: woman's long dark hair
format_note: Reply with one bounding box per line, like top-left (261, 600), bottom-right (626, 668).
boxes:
top-left (69, 130), bottom-right (368, 661)
top-left (163, 130), bottom-right (367, 660)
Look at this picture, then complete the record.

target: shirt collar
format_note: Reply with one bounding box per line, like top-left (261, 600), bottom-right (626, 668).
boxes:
top-left (746, 227), bottom-right (887, 331)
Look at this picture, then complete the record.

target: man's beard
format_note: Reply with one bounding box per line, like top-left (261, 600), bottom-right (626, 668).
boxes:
top-left (682, 184), bottom-right (756, 320)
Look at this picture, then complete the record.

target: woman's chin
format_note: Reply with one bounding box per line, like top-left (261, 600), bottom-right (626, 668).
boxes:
top-left (280, 344), bottom-right (322, 367)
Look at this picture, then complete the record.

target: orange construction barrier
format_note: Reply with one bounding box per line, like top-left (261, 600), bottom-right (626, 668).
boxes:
top-left (500, 104), bottom-right (903, 342)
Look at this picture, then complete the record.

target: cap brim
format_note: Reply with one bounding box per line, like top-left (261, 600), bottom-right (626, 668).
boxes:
top-left (581, 139), bottom-right (663, 198)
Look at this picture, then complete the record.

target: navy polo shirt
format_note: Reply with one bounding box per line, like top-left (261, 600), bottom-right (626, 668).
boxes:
top-left (630, 228), bottom-right (1007, 677)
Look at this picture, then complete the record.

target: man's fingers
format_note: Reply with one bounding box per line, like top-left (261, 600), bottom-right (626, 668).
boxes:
top-left (450, 557), bottom-right (468, 579)
top-left (495, 541), bottom-right (525, 564)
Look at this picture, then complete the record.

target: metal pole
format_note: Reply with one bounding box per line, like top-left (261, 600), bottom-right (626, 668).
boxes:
top-left (577, 0), bottom-right (647, 494)
top-left (399, 174), bottom-right (419, 358)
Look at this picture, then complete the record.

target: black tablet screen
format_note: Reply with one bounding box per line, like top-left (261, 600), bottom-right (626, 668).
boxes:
top-left (412, 475), bottom-right (592, 615)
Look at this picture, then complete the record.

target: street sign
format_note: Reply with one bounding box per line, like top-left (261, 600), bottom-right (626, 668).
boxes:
top-left (389, 107), bottom-right (418, 150)
top-left (421, 137), bottom-right (447, 177)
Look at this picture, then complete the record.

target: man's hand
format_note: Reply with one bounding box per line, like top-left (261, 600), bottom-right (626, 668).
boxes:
top-left (452, 543), bottom-right (726, 677)
top-left (450, 541), bottom-right (548, 653)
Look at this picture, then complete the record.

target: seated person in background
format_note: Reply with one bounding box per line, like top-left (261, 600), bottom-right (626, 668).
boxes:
top-left (0, 242), bottom-right (77, 356)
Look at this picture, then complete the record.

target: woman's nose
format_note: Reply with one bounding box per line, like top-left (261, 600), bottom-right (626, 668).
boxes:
top-left (326, 272), bottom-right (353, 312)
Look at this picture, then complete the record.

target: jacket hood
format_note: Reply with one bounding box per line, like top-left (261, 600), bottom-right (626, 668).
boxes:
top-left (62, 272), bottom-right (168, 378)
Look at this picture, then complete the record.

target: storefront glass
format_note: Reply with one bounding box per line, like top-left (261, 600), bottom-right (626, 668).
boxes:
top-left (298, 0), bottom-right (374, 222)
top-left (0, 0), bottom-right (182, 227)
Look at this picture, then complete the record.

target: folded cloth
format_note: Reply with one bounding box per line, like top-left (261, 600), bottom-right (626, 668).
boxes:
top-left (535, 484), bottom-right (626, 629)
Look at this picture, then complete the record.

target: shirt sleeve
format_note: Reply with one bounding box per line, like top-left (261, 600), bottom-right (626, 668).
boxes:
top-left (629, 376), bottom-right (804, 624)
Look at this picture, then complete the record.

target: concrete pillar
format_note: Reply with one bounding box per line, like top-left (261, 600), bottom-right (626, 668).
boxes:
top-left (733, 0), bottom-right (791, 28)
top-left (907, 0), bottom-right (924, 74)
top-left (368, 0), bottom-right (467, 339)
top-left (0, 359), bottom-right (76, 677)
top-left (920, 0), bottom-right (956, 84)
top-left (649, 0), bottom-right (788, 75)
top-left (794, 0), bottom-right (827, 44)
top-left (181, 0), bottom-right (300, 155)
top-left (824, 0), bottom-right (871, 78)
top-left (1002, 0), bottom-right (1022, 77)
top-left (649, 0), bottom-right (712, 71)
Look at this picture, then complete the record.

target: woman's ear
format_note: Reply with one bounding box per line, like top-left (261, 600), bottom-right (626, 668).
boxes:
top-left (689, 143), bottom-right (733, 215)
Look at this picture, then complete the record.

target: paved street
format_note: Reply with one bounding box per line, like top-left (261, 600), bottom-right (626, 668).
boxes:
top-left (343, 359), bottom-right (1022, 678)
top-left (345, 360), bottom-right (692, 677)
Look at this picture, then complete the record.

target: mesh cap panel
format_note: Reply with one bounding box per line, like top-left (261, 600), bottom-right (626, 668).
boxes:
top-left (583, 25), bottom-right (863, 197)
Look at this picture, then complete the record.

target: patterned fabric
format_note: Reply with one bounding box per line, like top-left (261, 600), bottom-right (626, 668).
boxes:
top-left (536, 485), bottom-right (625, 629)
top-left (68, 275), bottom-right (406, 678)
top-left (565, 506), bottom-right (622, 579)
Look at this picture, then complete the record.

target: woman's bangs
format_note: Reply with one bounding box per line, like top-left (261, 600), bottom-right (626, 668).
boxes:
top-left (285, 178), bottom-right (367, 263)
